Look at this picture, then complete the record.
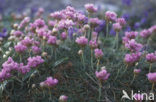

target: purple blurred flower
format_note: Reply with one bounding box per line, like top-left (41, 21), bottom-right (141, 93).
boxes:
top-left (0, 28), bottom-right (7, 38)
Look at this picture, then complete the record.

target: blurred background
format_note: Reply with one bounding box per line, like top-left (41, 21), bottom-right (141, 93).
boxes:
top-left (0, 0), bottom-right (156, 29)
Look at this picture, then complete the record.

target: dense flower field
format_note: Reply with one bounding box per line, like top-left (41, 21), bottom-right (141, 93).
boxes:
top-left (0, 3), bottom-right (156, 102)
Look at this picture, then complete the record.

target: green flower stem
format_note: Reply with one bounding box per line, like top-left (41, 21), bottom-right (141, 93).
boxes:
top-left (152, 83), bottom-right (155, 91)
top-left (81, 50), bottom-right (86, 70)
top-left (96, 59), bottom-right (100, 70)
top-left (106, 21), bottom-right (109, 38)
top-left (98, 81), bottom-right (102, 101)
top-left (130, 74), bottom-right (136, 85)
top-left (149, 63), bottom-right (152, 73)
top-left (91, 49), bottom-right (93, 70)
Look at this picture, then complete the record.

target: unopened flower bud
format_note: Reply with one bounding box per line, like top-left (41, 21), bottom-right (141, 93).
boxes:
top-left (3, 54), bottom-right (7, 58)
top-left (78, 50), bottom-right (83, 55)
top-left (59, 95), bottom-right (68, 102)
top-left (84, 24), bottom-right (90, 30)
top-left (42, 52), bottom-right (47, 57)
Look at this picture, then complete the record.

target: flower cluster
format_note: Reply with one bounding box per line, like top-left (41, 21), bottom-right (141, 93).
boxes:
top-left (27, 56), bottom-right (44, 68)
top-left (124, 52), bottom-right (142, 65)
top-left (146, 53), bottom-right (156, 63)
top-left (94, 48), bottom-right (103, 59)
top-left (95, 68), bottom-right (110, 81)
top-left (147, 72), bottom-right (156, 83)
top-left (40, 76), bottom-right (58, 88)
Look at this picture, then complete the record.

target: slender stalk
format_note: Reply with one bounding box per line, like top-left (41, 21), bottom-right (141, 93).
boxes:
top-left (149, 63), bottom-right (152, 73)
top-left (81, 50), bottom-right (86, 70)
top-left (91, 49), bottom-right (93, 70)
top-left (152, 83), bottom-right (155, 91)
top-left (96, 59), bottom-right (100, 70)
top-left (98, 81), bottom-right (102, 101)
top-left (106, 21), bottom-right (109, 38)
top-left (130, 74), bottom-right (136, 85)
top-left (49, 88), bottom-right (52, 101)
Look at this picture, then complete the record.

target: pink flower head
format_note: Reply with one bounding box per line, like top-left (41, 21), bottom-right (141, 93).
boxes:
top-left (134, 94), bottom-right (144, 102)
top-left (48, 20), bottom-right (56, 27)
top-left (0, 69), bottom-right (11, 82)
top-left (59, 95), bottom-right (68, 102)
top-left (113, 23), bottom-right (122, 32)
top-left (34, 18), bottom-right (45, 28)
top-left (19, 17), bottom-right (30, 29)
top-left (47, 36), bottom-right (57, 45)
top-left (92, 32), bottom-right (98, 40)
top-left (146, 53), bottom-right (156, 63)
top-left (116, 18), bottom-right (126, 26)
top-left (122, 36), bottom-right (130, 44)
top-left (134, 69), bottom-right (141, 75)
top-left (89, 18), bottom-right (101, 28)
top-left (27, 56), bottom-right (44, 68)
top-left (149, 25), bottom-right (156, 33)
top-left (75, 36), bottom-right (88, 47)
top-left (95, 69), bottom-right (110, 81)
top-left (89, 40), bottom-right (98, 49)
top-left (14, 43), bottom-right (27, 53)
top-left (13, 31), bottom-right (22, 37)
top-left (18, 63), bottom-right (30, 74)
top-left (29, 23), bottom-right (37, 32)
top-left (125, 39), bottom-right (143, 52)
top-left (105, 11), bottom-right (117, 22)
top-left (140, 29), bottom-right (151, 38)
top-left (50, 11), bottom-right (63, 20)
top-left (58, 19), bottom-right (74, 29)
top-left (124, 52), bottom-right (142, 65)
top-left (21, 37), bottom-right (34, 47)
top-left (32, 46), bottom-right (41, 54)
top-left (125, 31), bottom-right (138, 39)
top-left (41, 76), bottom-right (58, 87)
top-left (61, 32), bottom-right (67, 40)
top-left (147, 72), bottom-right (156, 83)
top-left (94, 48), bottom-right (103, 59)
top-left (77, 13), bottom-right (87, 24)
top-left (2, 57), bottom-right (19, 71)
top-left (85, 4), bottom-right (97, 13)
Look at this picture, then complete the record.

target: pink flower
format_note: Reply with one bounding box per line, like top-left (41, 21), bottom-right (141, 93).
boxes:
top-left (124, 52), bottom-right (142, 65)
top-left (113, 23), bottom-right (122, 32)
top-left (134, 69), bottom-right (141, 75)
top-left (47, 36), bottom-right (57, 45)
top-left (61, 32), bottom-right (67, 40)
top-left (27, 56), bottom-right (44, 68)
top-left (105, 11), bottom-right (117, 22)
top-left (18, 63), bottom-right (30, 74)
top-left (75, 36), bottom-right (88, 47)
top-left (125, 31), bottom-right (138, 39)
top-left (48, 20), bottom-right (56, 27)
top-left (122, 36), bottom-right (130, 44)
top-left (58, 19), bottom-right (74, 29)
top-left (89, 40), bottom-right (98, 49)
top-left (34, 18), bottom-right (45, 28)
top-left (0, 57), bottom-right (19, 81)
top-left (95, 69), bottom-right (110, 81)
top-left (85, 4), bottom-right (97, 13)
top-left (125, 39), bottom-right (143, 52)
top-left (134, 94), bottom-right (144, 102)
top-left (50, 11), bottom-right (63, 20)
top-left (140, 29), bottom-right (151, 38)
top-left (40, 76), bottom-right (58, 87)
top-left (21, 37), bottom-right (34, 47)
top-left (89, 18), bottom-right (101, 28)
top-left (13, 31), bottom-right (22, 37)
top-left (94, 48), bottom-right (103, 59)
top-left (147, 72), bottom-right (156, 83)
top-left (19, 17), bottom-right (30, 29)
top-left (146, 53), bottom-right (156, 63)
top-left (116, 18), bottom-right (126, 26)
top-left (59, 95), bottom-right (68, 102)
top-left (14, 43), bottom-right (27, 53)
top-left (32, 46), bottom-right (41, 54)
